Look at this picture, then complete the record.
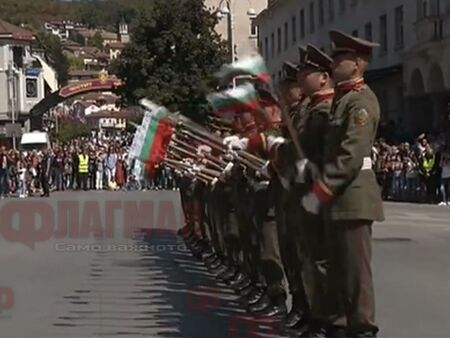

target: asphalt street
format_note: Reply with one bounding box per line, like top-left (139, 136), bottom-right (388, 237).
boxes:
top-left (0, 191), bottom-right (449, 338)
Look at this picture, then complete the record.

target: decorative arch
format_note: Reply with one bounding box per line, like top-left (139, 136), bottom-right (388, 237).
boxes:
top-left (409, 68), bottom-right (425, 96)
top-left (427, 63), bottom-right (445, 93)
top-left (29, 78), bottom-right (122, 130)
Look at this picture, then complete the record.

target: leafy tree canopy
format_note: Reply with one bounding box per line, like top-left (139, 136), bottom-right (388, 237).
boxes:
top-left (36, 31), bottom-right (70, 86)
top-left (0, 0), bottom-right (154, 31)
top-left (55, 118), bottom-right (91, 143)
top-left (116, 0), bottom-right (228, 122)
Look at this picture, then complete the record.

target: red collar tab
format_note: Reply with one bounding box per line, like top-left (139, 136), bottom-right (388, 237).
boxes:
top-left (336, 78), bottom-right (365, 95)
top-left (309, 89), bottom-right (335, 107)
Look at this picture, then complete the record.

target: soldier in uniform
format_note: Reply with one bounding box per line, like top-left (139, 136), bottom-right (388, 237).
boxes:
top-left (301, 30), bottom-right (385, 338)
top-left (224, 92), bottom-right (288, 318)
top-left (271, 45), bottom-right (335, 334)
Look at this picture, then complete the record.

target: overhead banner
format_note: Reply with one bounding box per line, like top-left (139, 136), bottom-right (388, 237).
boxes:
top-left (59, 79), bottom-right (122, 98)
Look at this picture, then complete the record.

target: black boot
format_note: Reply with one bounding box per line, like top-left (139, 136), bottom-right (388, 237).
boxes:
top-left (237, 286), bottom-right (263, 305)
top-left (326, 326), bottom-right (350, 338)
top-left (247, 294), bottom-right (271, 313)
top-left (227, 272), bottom-right (247, 287)
top-left (216, 267), bottom-right (237, 281)
top-left (208, 262), bottom-right (228, 275)
top-left (352, 331), bottom-right (378, 338)
top-left (236, 282), bottom-right (254, 297)
top-left (258, 302), bottom-right (287, 318)
top-left (283, 309), bottom-right (306, 329)
top-left (232, 277), bottom-right (252, 292)
top-left (299, 326), bottom-right (327, 338)
top-left (206, 258), bottom-right (222, 271)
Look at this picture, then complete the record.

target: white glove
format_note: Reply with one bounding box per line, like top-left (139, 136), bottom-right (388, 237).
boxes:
top-left (222, 162), bottom-right (234, 176)
top-left (257, 161), bottom-right (270, 178)
top-left (301, 191), bottom-right (320, 214)
top-left (266, 135), bottom-right (286, 153)
top-left (295, 158), bottom-right (309, 183)
top-left (219, 162), bottom-right (234, 181)
top-left (228, 137), bottom-right (249, 151)
top-left (223, 135), bottom-right (240, 146)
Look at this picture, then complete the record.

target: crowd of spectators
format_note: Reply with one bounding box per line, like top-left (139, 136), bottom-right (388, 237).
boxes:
top-left (0, 135), bottom-right (178, 199)
top-left (374, 133), bottom-right (450, 205)
top-left (1, 130), bottom-right (450, 205)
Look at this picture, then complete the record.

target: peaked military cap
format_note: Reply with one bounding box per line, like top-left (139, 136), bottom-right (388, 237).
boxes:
top-left (329, 29), bottom-right (380, 57)
top-left (282, 61), bottom-right (299, 82)
top-left (298, 45), bottom-right (308, 64)
top-left (299, 44), bottom-right (333, 72)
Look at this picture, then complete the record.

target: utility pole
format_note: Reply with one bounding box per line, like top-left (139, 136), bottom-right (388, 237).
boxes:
top-left (7, 61), bottom-right (16, 150)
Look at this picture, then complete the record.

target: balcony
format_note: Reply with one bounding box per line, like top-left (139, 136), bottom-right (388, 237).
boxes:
top-left (414, 16), bottom-right (444, 44)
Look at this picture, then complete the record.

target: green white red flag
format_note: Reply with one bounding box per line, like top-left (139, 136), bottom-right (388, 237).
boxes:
top-left (206, 83), bottom-right (262, 118)
top-left (130, 101), bottom-right (174, 175)
top-left (214, 54), bottom-right (272, 86)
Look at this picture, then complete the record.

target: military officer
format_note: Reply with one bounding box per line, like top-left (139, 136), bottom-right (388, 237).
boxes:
top-left (301, 30), bottom-right (385, 338)
top-left (275, 44), bottom-right (335, 336)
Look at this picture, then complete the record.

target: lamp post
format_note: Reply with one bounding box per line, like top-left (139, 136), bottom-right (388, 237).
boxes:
top-left (7, 61), bottom-right (16, 150)
top-left (217, 0), bottom-right (256, 88)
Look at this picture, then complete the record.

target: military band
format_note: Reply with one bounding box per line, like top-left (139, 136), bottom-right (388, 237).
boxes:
top-left (172, 30), bottom-right (383, 338)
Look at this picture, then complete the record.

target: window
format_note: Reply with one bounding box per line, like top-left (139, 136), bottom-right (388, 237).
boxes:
top-left (250, 18), bottom-right (257, 37)
top-left (430, 0), bottom-right (440, 16)
top-left (292, 15), bottom-right (297, 44)
top-left (379, 14), bottom-right (388, 54)
top-left (277, 27), bottom-right (281, 54)
top-left (309, 2), bottom-right (315, 33)
top-left (264, 36), bottom-right (269, 60)
top-left (395, 6), bottom-right (404, 48)
top-left (319, 0), bottom-right (325, 26)
top-left (365, 22), bottom-right (372, 41)
top-left (328, 0), bottom-right (335, 21)
top-left (423, 0), bottom-right (428, 17)
top-left (300, 9), bottom-right (305, 38)
top-left (26, 78), bottom-right (38, 98)
top-left (12, 46), bottom-right (24, 68)
top-left (352, 29), bottom-right (358, 37)
top-left (339, 0), bottom-right (346, 13)
top-left (284, 21), bottom-right (289, 50)
top-left (271, 32), bottom-right (275, 58)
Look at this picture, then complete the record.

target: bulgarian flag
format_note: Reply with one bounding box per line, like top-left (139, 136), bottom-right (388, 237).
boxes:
top-left (139, 107), bottom-right (173, 164)
top-left (207, 83), bottom-right (262, 118)
top-left (132, 100), bottom-right (175, 175)
top-left (214, 54), bottom-right (272, 86)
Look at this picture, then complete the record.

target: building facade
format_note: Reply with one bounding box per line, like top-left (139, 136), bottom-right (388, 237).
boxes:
top-left (403, 0), bottom-right (450, 134)
top-left (44, 21), bottom-right (84, 41)
top-left (204, 0), bottom-right (268, 60)
top-left (256, 0), bottom-right (450, 136)
top-left (0, 20), bottom-right (47, 137)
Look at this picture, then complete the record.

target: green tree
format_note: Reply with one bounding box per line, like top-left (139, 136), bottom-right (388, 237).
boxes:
top-left (0, 0), bottom-right (77, 29)
top-left (55, 118), bottom-right (91, 143)
top-left (87, 31), bottom-right (104, 50)
top-left (69, 56), bottom-right (85, 70)
top-left (36, 31), bottom-right (70, 86)
top-left (116, 0), bottom-right (228, 121)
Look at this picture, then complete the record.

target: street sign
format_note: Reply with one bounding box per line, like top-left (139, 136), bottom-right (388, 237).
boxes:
top-left (25, 68), bottom-right (41, 77)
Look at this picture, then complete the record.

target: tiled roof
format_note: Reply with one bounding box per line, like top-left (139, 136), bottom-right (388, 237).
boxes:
top-left (0, 19), bottom-right (34, 41)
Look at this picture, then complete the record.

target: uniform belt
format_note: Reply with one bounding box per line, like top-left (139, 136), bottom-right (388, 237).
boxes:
top-left (361, 157), bottom-right (372, 170)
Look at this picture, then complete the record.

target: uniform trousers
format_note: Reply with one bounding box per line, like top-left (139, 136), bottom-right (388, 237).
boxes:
top-left (325, 220), bottom-right (378, 336)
